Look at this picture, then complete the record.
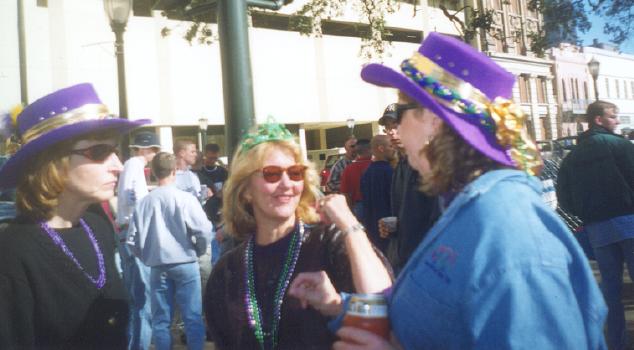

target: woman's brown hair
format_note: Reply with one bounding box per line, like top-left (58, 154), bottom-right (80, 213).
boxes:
top-left (397, 90), bottom-right (505, 196)
top-left (421, 124), bottom-right (504, 196)
top-left (15, 130), bottom-right (119, 221)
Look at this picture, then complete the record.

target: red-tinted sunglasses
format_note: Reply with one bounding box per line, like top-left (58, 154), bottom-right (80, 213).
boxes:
top-left (69, 144), bottom-right (119, 162)
top-left (261, 164), bottom-right (307, 183)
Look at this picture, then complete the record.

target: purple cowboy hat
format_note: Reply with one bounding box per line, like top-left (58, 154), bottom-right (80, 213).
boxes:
top-left (362, 32), bottom-right (527, 168)
top-left (0, 83), bottom-right (150, 190)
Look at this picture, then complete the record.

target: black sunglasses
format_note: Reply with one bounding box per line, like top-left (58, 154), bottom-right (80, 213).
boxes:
top-left (261, 165), bottom-right (307, 183)
top-left (395, 103), bottom-right (419, 124)
top-left (69, 144), bottom-right (119, 162)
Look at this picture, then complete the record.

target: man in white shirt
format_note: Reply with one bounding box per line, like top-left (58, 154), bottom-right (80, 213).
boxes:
top-left (116, 131), bottom-right (160, 350)
top-left (173, 139), bottom-right (204, 199)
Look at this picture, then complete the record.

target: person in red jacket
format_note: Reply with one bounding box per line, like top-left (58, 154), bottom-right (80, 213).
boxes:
top-left (339, 138), bottom-right (372, 220)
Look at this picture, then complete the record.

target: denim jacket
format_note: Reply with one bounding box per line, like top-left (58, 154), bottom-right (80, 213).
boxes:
top-left (388, 170), bottom-right (607, 349)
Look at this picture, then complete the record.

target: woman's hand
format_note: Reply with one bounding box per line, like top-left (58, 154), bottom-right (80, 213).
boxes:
top-left (334, 327), bottom-right (397, 350)
top-left (317, 194), bottom-right (359, 232)
top-left (288, 271), bottom-right (342, 317)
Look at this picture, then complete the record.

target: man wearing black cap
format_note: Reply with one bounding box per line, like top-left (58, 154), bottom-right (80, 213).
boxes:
top-left (116, 130), bottom-right (161, 350)
top-left (378, 104), bottom-right (439, 275)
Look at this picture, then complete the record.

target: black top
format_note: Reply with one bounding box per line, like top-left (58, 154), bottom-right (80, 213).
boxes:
top-left (197, 165), bottom-right (229, 224)
top-left (388, 156), bottom-right (440, 274)
top-left (0, 212), bottom-right (128, 349)
top-left (205, 223), bottom-right (356, 350)
top-left (557, 126), bottom-right (634, 223)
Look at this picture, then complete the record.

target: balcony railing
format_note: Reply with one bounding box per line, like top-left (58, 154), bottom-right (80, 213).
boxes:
top-left (561, 99), bottom-right (590, 114)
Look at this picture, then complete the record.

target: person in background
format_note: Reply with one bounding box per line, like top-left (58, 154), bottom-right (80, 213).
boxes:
top-left (0, 83), bottom-right (149, 348)
top-left (196, 143), bottom-right (228, 226)
top-left (378, 103), bottom-right (440, 275)
top-left (339, 139), bottom-right (372, 219)
top-left (173, 139), bottom-right (203, 199)
top-left (128, 152), bottom-right (212, 350)
top-left (557, 100), bottom-right (634, 350)
top-left (205, 120), bottom-right (391, 349)
top-left (196, 143), bottom-right (229, 270)
top-left (290, 33), bottom-right (607, 349)
top-left (360, 134), bottom-right (395, 253)
top-left (326, 137), bottom-right (357, 193)
top-left (116, 130), bottom-right (160, 350)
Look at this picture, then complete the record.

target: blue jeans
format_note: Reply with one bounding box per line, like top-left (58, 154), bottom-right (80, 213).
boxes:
top-left (593, 238), bottom-right (634, 350)
top-left (211, 237), bottom-right (221, 266)
top-left (118, 242), bottom-right (152, 350)
top-left (151, 262), bottom-right (205, 350)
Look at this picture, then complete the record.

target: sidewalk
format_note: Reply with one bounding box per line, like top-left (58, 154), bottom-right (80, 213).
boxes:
top-left (590, 260), bottom-right (634, 344)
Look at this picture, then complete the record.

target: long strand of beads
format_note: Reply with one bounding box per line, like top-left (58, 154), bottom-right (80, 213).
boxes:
top-left (39, 219), bottom-right (106, 289)
top-left (244, 220), bottom-right (305, 350)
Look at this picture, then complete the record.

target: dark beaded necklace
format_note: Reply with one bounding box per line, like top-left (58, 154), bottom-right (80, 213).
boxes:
top-left (244, 221), bottom-right (304, 350)
top-left (40, 219), bottom-right (106, 289)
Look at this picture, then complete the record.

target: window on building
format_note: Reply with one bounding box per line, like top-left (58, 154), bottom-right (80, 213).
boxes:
top-left (490, 0), bottom-right (502, 10)
top-left (536, 77), bottom-right (547, 103)
top-left (540, 115), bottom-right (551, 140)
top-left (631, 81), bottom-right (634, 99)
top-left (562, 79), bottom-right (567, 102)
top-left (518, 75), bottom-right (531, 103)
top-left (584, 82), bottom-right (589, 100)
top-left (514, 35), bottom-right (524, 55)
top-left (491, 29), bottom-right (505, 52)
top-left (616, 79), bottom-right (621, 98)
top-left (605, 78), bottom-right (610, 97)
top-left (510, 0), bottom-right (521, 14)
top-left (624, 80), bottom-right (628, 100)
top-left (37, 0), bottom-right (47, 7)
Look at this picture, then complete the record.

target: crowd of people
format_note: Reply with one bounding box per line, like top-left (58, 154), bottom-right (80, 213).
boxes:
top-left (0, 32), bottom-right (632, 350)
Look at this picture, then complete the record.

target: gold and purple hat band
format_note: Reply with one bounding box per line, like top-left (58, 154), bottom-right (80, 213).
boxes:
top-left (400, 52), bottom-right (542, 176)
top-left (21, 104), bottom-right (112, 145)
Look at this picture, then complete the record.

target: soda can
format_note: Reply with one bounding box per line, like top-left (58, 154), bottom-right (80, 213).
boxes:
top-left (342, 293), bottom-right (390, 339)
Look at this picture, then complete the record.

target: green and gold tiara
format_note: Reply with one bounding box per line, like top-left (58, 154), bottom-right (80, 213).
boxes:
top-left (239, 116), bottom-right (294, 153)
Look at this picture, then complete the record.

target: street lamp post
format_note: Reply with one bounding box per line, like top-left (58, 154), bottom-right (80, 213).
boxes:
top-left (104, 0), bottom-right (132, 158)
top-left (346, 118), bottom-right (355, 137)
top-left (588, 57), bottom-right (600, 101)
top-left (198, 117), bottom-right (209, 150)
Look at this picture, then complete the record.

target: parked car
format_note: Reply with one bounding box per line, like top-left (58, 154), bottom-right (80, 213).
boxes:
top-left (319, 153), bottom-right (345, 191)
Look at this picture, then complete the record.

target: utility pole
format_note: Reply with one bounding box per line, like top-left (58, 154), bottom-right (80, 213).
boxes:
top-left (17, 0), bottom-right (28, 105)
top-left (154, 0), bottom-right (289, 161)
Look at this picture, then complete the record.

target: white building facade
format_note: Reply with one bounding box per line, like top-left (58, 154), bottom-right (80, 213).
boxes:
top-left (583, 45), bottom-right (634, 135)
top-left (1, 0), bottom-right (564, 157)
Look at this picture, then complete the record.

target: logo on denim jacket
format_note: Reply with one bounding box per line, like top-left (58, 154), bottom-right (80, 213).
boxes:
top-left (424, 245), bottom-right (457, 284)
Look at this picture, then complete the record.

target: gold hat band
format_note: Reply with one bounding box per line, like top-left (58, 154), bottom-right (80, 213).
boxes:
top-left (402, 52), bottom-right (542, 176)
top-left (21, 104), bottom-right (112, 145)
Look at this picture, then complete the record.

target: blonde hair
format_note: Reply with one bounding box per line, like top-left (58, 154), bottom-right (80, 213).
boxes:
top-left (16, 130), bottom-right (119, 221)
top-left (222, 140), bottom-right (320, 240)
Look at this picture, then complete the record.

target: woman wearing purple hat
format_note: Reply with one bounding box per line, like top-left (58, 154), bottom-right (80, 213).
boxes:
top-left (289, 33), bottom-right (607, 349)
top-left (0, 83), bottom-right (149, 348)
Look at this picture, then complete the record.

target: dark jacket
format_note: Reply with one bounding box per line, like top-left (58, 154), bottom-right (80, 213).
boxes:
top-left (387, 156), bottom-right (439, 273)
top-left (556, 126), bottom-right (634, 224)
top-left (0, 213), bottom-right (128, 349)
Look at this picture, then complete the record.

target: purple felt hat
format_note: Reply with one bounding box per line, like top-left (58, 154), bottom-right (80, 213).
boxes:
top-left (361, 32), bottom-right (541, 173)
top-left (0, 83), bottom-right (150, 189)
